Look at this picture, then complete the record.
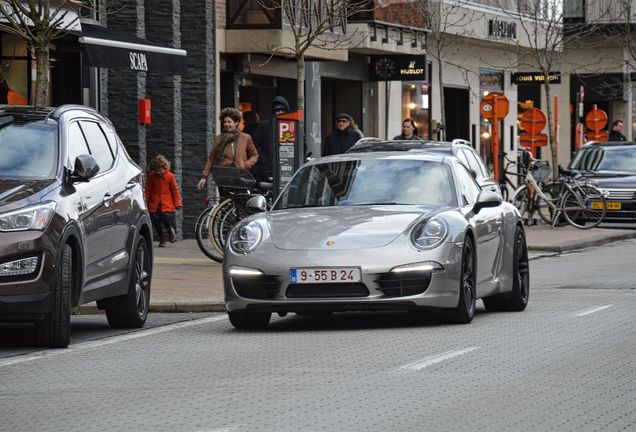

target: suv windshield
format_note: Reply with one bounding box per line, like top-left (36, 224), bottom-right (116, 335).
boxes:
top-left (275, 159), bottom-right (456, 209)
top-left (0, 120), bottom-right (58, 179)
top-left (570, 146), bottom-right (636, 173)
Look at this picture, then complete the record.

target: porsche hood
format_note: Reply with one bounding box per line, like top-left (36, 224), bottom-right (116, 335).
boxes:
top-left (266, 206), bottom-right (431, 250)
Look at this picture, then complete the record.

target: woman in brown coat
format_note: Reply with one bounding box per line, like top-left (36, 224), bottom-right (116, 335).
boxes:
top-left (196, 107), bottom-right (259, 191)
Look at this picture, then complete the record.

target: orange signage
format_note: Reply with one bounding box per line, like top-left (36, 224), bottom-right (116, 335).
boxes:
top-left (480, 92), bottom-right (509, 121)
top-left (520, 108), bottom-right (547, 135)
top-left (519, 133), bottom-right (548, 148)
top-left (585, 106), bottom-right (608, 132)
top-left (586, 131), bottom-right (609, 142)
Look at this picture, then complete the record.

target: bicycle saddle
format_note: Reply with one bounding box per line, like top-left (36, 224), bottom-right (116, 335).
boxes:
top-left (258, 182), bottom-right (273, 191)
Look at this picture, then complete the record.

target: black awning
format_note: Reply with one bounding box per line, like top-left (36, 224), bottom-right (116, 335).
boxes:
top-left (70, 24), bottom-right (187, 75)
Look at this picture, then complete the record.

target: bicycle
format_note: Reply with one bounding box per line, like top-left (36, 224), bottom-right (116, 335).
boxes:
top-left (499, 150), bottom-right (530, 201)
top-left (511, 159), bottom-right (608, 229)
top-left (195, 167), bottom-right (272, 262)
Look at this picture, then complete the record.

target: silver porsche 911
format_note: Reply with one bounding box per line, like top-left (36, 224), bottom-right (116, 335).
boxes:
top-left (223, 151), bottom-right (529, 330)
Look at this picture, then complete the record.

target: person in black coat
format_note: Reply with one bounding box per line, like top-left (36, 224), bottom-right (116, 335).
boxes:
top-left (251, 96), bottom-right (290, 180)
top-left (323, 113), bottom-right (361, 156)
top-left (608, 120), bottom-right (626, 141)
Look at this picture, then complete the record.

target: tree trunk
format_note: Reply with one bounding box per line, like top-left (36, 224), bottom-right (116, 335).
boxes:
top-left (34, 45), bottom-right (50, 107)
top-left (437, 55), bottom-right (445, 140)
top-left (544, 82), bottom-right (558, 178)
top-left (296, 54), bottom-right (305, 113)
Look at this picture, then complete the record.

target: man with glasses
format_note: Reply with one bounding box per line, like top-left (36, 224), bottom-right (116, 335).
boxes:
top-left (323, 112), bottom-right (362, 156)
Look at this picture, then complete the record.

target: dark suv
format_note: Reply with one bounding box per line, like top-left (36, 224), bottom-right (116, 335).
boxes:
top-left (0, 105), bottom-right (153, 347)
top-left (347, 138), bottom-right (500, 195)
top-left (569, 141), bottom-right (636, 222)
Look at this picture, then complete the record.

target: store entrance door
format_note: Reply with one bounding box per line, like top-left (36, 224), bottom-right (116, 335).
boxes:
top-left (444, 87), bottom-right (469, 141)
top-left (321, 78), bottom-right (363, 142)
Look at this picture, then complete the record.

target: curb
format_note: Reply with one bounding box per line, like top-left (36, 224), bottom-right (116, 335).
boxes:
top-left (527, 231), bottom-right (636, 252)
top-left (76, 302), bottom-right (226, 315)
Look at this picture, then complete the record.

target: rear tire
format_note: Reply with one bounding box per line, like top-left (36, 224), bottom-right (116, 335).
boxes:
top-left (483, 226), bottom-right (530, 312)
top-left (228, 311), bottom-right (271, 330)
top-left (447, 237), bottom-right (476, 324)
top-left (34, 243), bottom-right (72, 348)
top-left (105, 237), bottom-right (151, 328)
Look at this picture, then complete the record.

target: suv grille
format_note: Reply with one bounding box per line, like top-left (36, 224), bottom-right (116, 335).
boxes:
top-left (605, 189), bottom-right (636, 200)
top-left (375, 272), bottom-right (432, 297)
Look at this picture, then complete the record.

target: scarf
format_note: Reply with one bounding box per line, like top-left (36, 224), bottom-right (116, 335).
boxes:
top-left (215, 130), bottom-right (240, 166)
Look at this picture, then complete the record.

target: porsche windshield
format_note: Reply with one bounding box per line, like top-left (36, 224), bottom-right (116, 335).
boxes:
top-left (0, 120), bottom-right (58, 179)
top-left (276, 159), bottom-right (456, 209)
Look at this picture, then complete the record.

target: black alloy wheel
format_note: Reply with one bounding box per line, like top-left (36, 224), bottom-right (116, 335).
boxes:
top-left (447, 237), bottom-right (476, 324)
top-left (106, 237), bottom-right (151, 328)
top-left (483, 225), bottom-right (530, 312)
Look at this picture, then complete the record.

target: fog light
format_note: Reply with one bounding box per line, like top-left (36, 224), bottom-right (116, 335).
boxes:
top-left (0, 256), bottom-right (39, 276)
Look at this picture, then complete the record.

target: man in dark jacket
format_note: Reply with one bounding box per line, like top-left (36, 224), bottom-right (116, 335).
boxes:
top-left (323, 113), bottom-right (361, 156)
top-left (252, 96), bottom-right (290, 180)
top-left (608, 120), bottom-right (626, 141)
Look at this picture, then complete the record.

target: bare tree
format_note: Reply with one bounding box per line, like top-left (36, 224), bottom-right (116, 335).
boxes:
top-left (257, 0), bottom-right (370, 112)
top-left (406, 0), bottom-right (478, 132)
top-left (0, 0), bottom-right (96, 106)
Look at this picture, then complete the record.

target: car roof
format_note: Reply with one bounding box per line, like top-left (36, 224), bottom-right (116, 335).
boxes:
top-left (582, 141), bottom-right (636, 148)
top-left (346, 137), bottom-right (476, 155)
top-left (310, 149), bottom-right (451, 165)
top-left (0, 104), bottom-right (110, 125)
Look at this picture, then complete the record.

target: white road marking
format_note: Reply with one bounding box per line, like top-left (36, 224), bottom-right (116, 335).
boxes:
top-left (196, 428), bottom-right (241, 432)
top-left (575, 305), bottom-right (613, 317)
top-left (0, 314), bottom-right (228, 368)
top-left (392, 346), bottom-right (480, 373)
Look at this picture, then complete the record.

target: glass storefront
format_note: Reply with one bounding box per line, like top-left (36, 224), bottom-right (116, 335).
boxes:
top-left (0, 33), bottom-right (30, 105)
top-left (401, 81), bottom-right (430, 139)
top-left (479, 67), bottom-right (504, 171)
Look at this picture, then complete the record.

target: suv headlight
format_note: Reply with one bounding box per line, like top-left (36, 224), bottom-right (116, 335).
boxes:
top-left (229, 220), bottom-right (263, 254)
top-left (0, 202), bottom-right (57, 232)
top-left (411, 217), bottom-right (448, 250)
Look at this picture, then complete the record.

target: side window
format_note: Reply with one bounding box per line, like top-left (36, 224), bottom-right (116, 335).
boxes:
top-left (67, 122), bottom-right (90, 171)
top-left (100, 123), bottom-right (119, 158)
top-left (80, 121), bottom-right (114, 174)
top-left (466, 149), bottom-right (488, 178)
top-left (456, 163), bottom-right (481, 206)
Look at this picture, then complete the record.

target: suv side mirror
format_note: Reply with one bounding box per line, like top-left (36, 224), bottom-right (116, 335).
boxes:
top-left (72, 154), bottom-right (100, 182)
top-left (246, 195), bottom-right (267, 214)
top-left (473, 190), bottom-right (502, 213)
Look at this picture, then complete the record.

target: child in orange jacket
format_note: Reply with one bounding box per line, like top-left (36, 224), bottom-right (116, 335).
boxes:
top-left (145, 155), bottom-right (182, 247)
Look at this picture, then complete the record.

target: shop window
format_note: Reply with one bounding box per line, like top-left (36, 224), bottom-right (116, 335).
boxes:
top-left (0, 33), bottom-right (30, 105)
top-left (479, 68), bottom-right (504, 172)
top-left (401, 81), bottom-right (430, 139)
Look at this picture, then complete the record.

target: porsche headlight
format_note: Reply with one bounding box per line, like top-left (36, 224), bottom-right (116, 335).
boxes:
top-left (0, 202), bottom-right (57, 232)
top-left (411, 217), bottom-right (448, 250)
top-left (229, 220), bottom-right (263, 254)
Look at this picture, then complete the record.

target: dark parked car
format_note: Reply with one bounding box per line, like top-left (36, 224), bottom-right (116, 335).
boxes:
top-left (0, 105), bottom-right (153, 347)
top-left (569, 142), bottom-right (636, 222)
top-left (347, 138), bottom-right (501, 195)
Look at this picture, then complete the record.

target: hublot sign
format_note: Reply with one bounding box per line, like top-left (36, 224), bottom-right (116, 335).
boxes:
top-left (488, 19), bottom-right (517, 39)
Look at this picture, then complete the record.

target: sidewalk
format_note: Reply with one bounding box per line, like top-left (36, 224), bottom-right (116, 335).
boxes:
top-left (84, 224), bottom-right (636, 314)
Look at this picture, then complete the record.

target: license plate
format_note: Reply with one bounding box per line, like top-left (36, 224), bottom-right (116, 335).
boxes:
top-left (590, 201), bottom-right (621, 210)
top-left (290, 267), bottom-right (361, 284)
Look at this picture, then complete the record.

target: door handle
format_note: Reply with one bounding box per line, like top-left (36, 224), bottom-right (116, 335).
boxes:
top-left (103, 193), bottom-right (113, 204)
top-left (126, 181), bottom-right (136, 190)
top-left (495, 217), bottom-right (502, 226)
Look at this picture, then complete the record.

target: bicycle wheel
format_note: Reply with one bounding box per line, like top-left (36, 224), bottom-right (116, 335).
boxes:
top-left (210, 198), bottom-right (242, 253)
top-left (511, 186), bottom-right (530, 217)
top-left (195, 205), bottom-right (224, 263)
top-left (562, 185), bottom-right (607, 229)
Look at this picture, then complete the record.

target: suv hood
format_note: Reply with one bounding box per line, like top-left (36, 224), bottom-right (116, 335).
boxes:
top-left (0, 179), bottom-right (58, 209)
top-left (585, 174), bottom-right (636, 188)
top-left (267, 206), bottom-right (430, 250)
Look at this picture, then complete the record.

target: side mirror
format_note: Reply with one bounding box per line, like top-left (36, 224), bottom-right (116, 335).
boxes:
top-left (473, 190), bottom-right (502, 213)
top-left (246, 194), bottom-right (267, 214)
top-left (72, 154), bottom-right (100, 182)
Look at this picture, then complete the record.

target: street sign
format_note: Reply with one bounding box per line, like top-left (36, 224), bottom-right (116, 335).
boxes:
top-left (520, 108), bottom-right (547, 134)
top-left (585, 105), bottom-right (608, 132)
top-left (519, 133), bottom-right (548, 147)
top-left (480, 92), bottom-right (509, 120)
top-left (586, 131), bottom-right (609, 142)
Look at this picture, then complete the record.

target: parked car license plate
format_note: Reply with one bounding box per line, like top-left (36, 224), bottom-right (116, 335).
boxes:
top-left (290, 267), bottom-right (361, 284)
top-left (590, 201), bottom-right (621, 210)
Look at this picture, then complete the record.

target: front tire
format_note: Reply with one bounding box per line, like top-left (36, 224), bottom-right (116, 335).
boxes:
top-left (483, 226), bottom-right (530, 312)
top-left (105, 237), bottom-right (151, 328)
top-left (447, 237), bottom-right (476, 324)
top-left (228, 311), bottom-right (271, 330)
top-left (34, 243), bottom-right (72, 348)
